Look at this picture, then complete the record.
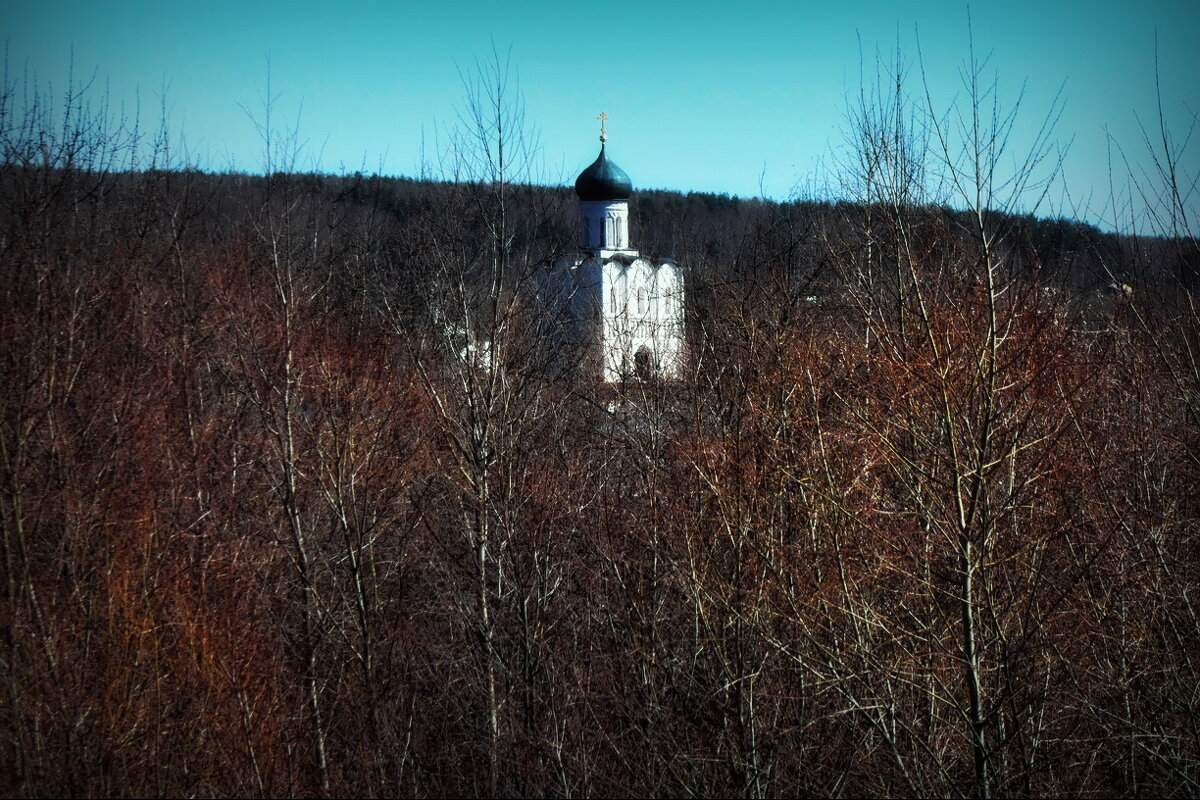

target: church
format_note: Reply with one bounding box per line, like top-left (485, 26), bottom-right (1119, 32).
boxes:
top-left (553, 116), bottom-right (685, 383)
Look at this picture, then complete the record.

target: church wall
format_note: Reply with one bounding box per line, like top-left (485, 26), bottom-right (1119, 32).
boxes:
top-left (598, 257), bottom-right (684, 382)
top-left (655, 261), bottom-right (685, 378)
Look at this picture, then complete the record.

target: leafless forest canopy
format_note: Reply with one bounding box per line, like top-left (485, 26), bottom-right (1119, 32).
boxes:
top-left (1, 55), bottom-right (1198, 798)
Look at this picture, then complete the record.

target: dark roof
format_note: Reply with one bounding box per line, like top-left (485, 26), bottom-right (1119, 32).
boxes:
top-left (574, 145), bottom-right (632, 201)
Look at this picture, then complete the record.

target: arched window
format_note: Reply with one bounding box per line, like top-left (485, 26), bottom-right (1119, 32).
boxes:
top-left (634, 346), bottom-right (654, 381)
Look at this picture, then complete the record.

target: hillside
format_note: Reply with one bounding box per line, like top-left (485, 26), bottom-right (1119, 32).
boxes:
top-left (2, 137), bottom-right (1198, 797)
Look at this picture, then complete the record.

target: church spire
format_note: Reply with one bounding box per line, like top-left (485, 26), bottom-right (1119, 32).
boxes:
top-left (574, 114), bottom-right (632, 203)
top-left (575, 117), bottom-right (635, 253)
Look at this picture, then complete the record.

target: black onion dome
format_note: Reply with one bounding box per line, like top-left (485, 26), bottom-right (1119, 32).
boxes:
top-left (574, 145), bottom-right (632, 201)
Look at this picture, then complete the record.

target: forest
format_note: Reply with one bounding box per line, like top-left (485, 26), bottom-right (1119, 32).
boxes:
top-left (1, 54), bottom-right (1197, 798)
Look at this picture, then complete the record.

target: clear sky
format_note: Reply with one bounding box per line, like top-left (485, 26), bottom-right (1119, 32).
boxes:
top-left (3, 0), bottom-right (1197, 231)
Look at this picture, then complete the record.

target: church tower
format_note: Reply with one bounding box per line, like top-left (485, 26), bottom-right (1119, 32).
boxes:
top-left (575, 119), bottom-right (634, 255)
top-left (564, 115), bottom-right (685, 383)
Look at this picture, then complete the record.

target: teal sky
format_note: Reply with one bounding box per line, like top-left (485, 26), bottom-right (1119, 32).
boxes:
top-left (3, 0), bottom-right (1197, 231)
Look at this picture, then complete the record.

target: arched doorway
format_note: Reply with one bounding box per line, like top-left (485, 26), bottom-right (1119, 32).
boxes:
top-left (634, 346), bottom-right (654, 382)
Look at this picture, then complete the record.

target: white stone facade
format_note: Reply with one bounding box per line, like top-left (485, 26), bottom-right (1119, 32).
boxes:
top-left (554, 219), bottom-right (684, 382)
top-left (550, 252), bottom-right (684, 383)
top-left (599, 257), bottom-right (684, 382)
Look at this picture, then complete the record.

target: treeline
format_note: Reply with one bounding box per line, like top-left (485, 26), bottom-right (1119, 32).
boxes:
top-left (2, 59), bottom-right (1198, 798)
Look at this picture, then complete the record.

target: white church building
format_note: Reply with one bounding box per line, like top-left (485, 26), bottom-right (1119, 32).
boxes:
top-left (554, 119), bottom-right (685, 383)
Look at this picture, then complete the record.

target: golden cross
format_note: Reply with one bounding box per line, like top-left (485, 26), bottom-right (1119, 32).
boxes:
top-left (598, 111), bottom-right (609, 142)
